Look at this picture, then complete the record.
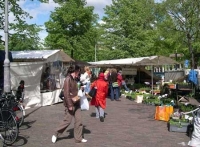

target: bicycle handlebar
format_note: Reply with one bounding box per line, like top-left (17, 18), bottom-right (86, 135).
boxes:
top-left (182, 105), bottom-right (200, 115)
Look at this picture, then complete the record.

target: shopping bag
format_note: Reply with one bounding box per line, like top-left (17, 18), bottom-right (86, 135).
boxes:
top-left (78, 89), bottom-right (84, 97)
top-left (80, 95), bottom-right (89, 111)
top-left (154, 106), bottom-right (173, 121)
top-left (112, 82), bottom-right (119, 87)
top-left (88, 87), bottom-right (97, 99)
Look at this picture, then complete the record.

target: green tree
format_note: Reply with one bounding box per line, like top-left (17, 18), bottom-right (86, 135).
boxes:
top-left (161, 0), bottom-right (200, 68)
top-left (45, 0), bottom-right (98, 60)
top-left (0, 0), bottom-right (43, 51)
top-left (100, 0), bottom-right (157, 58)
top-left (9, 22), bottom-right (42, 51)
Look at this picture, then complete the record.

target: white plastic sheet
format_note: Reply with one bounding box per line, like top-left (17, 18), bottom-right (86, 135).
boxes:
top-left (80, 95), bottom-right (89, 111)
top-left (188, 109), bottom-right (200, 147)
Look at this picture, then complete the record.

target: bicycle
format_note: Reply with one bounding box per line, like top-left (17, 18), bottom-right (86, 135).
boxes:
top-left (1, 92), bottom-right (25, 127)
top-left (0, 97), bottom-right (19, 145)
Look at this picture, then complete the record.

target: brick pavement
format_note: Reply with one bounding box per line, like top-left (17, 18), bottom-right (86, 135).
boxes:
top-left (1, 97), bottom-right (191, 147)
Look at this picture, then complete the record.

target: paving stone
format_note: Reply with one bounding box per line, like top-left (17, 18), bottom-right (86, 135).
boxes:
top-left (0, 97), bottom-right (192, 147)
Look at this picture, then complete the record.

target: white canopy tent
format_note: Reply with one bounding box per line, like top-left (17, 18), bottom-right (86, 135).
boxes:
top-left (89, 56), bottom-right (179, 93)
top-left (10, 50), bottom-right (74, 109)
top-left (89, 56), bottom-right (179, 66)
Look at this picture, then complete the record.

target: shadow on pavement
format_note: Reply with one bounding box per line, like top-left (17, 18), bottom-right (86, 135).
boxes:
top-left (11, 134), bottom-right (29, 147)
top-left (19, 120), bottom-right (36, 131)
top-left (24, 107), bottom-right (42, 119)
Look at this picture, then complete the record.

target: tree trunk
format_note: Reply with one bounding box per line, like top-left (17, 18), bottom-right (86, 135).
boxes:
top-left (187, 33), bottom-right (194, 69)
top-left (71, 49), bottom-right (73, 58)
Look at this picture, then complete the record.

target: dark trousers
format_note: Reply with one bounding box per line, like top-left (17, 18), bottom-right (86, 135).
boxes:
top-left (54, 106), bottom-right (83, 142)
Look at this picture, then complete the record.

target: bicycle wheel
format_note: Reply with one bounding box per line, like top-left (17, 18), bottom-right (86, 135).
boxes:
top-left (13, 104), bottom-right (24, 127)
top-left (0, 109), bottom-right (18, 145)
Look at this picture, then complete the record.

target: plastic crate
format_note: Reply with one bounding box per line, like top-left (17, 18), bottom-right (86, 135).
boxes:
top-left (169, 123), bottom-right (189, 133)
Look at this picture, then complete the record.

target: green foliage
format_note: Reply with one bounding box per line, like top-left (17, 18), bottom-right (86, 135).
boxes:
top-left (169, 118), bottom-right (189, 127)
top-left (0, 0), bottom-right (43, 51)
top-left (179, 104), bottom-right (197, 112)
top-left (44, 0), bottom-right (98, 60)
top-left (100, 0), bottom-right (157, 58)
top-left (143, 95), bottom-right (160, 105)
top-left (160, 0), bottom-right (200, 68)
top-left (160, 98), bottom-right (174, 105)
top-left (9, 23), bottom-right (42, 51)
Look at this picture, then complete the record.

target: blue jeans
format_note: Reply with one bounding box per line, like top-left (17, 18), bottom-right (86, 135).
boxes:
top-left (122, 81), bottom-right (129, 91)
top-left (110, 84), bottom-right (120, 100)
top-left (85, 82), bottom-right (90, 93)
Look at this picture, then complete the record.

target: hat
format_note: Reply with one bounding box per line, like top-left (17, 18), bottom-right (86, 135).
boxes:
top-left (98, 73), bottom-right (105, 80)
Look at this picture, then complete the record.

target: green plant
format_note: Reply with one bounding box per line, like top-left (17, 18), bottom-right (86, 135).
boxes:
top-left (133, 83), bottom-right (146, 89)
top-left (139, 87), bottom-right (151, 91)
top-left (135, 92), bottom-right (143, 95)
top-left (179, 104), bottom-right (197, 112)
top-left (169, 118), bottom-right (189, 127)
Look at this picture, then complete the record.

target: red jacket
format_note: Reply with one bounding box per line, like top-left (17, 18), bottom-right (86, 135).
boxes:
top-left (117, 73), bottom-right (123, 87)
top-left (90, 73), bottom-right (108, 109)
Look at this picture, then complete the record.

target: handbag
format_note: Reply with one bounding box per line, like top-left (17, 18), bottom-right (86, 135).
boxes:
top-left (112, 82), bottom-right (119, 87)
top-left (71, 95), bottom-right (80, 103)
top-left (59, 89), bottom-right (64, 100)
top-left (88, 87), bottom-right (97, 99)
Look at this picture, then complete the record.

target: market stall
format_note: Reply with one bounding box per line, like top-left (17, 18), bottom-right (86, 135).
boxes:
top-left (10, 50), bottom-right (74, 109)
top-left (89, 55), bottom-right (179, 92)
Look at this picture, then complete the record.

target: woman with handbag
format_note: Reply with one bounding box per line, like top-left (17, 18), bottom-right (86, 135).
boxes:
top-left (90, 73), bottom-right (108, 122)
top-left (107, 68), bottom-right (120, 101)
top-left (52, 65), bottom-right (87, 143)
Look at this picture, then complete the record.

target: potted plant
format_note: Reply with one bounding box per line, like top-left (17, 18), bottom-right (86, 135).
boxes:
top-left (168, 118), bottom-right (190, 132)
top-left (167, 82), bottom-right (176, 89)
top-left (176, 82), bottom-right (192, 89)
top-left (135, 92), bottom-right (143, 103)
top-left (139, 87), bottom-right (151, 93)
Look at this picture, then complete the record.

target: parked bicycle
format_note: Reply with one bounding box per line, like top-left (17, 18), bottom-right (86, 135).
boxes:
top-left (1, 92), bottom-right (25, 127)
top-left (0, 97), bottom-right (19, 145)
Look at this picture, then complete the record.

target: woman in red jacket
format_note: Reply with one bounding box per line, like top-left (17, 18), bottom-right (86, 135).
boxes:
top-left (90, 73), bottom-right (108, 122)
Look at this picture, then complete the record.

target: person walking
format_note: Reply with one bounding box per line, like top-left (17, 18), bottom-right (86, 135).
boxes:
top-left (90, 73), bottom-right (108, 122)
top-left (51, 65), bottom-right (87, 143)
top-left (80, 66), bottom-right (91, 94)
top-left (108, 68), bottom-right (120, 101)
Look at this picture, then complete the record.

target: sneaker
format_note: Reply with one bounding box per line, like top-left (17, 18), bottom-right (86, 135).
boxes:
top-left (81, 139), bottom-right (87, 143)
top-left (52, 135), bottom-right (57, 143)
top-left (76, 138), bottom-right (87, 143)
top-left (100, 116), bottom-right (104, 122)
top-left (125, 90), bottom-right (129, 93)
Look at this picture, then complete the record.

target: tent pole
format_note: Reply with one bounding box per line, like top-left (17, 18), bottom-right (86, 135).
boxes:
top-left (151, 65), bottom-right (154, 95)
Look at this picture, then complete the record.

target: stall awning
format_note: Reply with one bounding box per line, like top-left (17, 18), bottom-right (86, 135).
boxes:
top-left (89, 56), bottom-right (179, 66)
top-left (11, 49), bottom-right (74, 62)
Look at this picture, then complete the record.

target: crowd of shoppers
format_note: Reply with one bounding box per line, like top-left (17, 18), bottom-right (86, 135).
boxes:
top-left (52, 65), bottom-right (130, 144)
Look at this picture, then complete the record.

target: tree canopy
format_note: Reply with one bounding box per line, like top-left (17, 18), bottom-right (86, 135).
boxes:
top-left (44, 0), bottom-right (98, 61)
top-left (0, 0), bottom-right (42, 51)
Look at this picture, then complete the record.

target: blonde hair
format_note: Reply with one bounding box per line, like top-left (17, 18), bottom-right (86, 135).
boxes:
top-left (84, 66), bottom-right (90, 72)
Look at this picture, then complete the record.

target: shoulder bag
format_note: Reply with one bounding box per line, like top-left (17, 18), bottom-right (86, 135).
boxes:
top-left (88, 81), bottom-right (97, 99)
